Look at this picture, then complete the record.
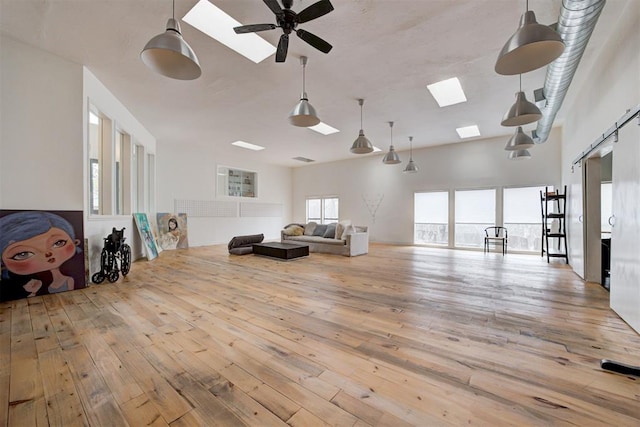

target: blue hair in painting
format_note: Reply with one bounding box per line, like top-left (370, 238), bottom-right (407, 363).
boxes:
top-left (0, 211), bottom-right (81, 280)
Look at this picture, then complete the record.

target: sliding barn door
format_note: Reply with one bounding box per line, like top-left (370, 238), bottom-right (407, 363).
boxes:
top-left (610, 121), bottom-right (640, 334)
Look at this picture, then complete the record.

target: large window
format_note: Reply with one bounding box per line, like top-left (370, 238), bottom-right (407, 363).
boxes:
top-left (88, 105), bottom-right (137, 216)
top-left (503, 186), bottom-right (547, 252)
top-left (455, 189), bottom-right (496, 248)
top-left (414, 191), bottom-right (449, 245)
top-left (306, 197), bottom-right (339, 224)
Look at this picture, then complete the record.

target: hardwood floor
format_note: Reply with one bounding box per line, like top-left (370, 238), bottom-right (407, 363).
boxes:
top-left (1, 243), bottom-right (639, 426)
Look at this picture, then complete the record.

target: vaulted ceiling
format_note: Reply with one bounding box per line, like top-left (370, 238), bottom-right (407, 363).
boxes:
top-left (0, 0), bottom-right (626, 167)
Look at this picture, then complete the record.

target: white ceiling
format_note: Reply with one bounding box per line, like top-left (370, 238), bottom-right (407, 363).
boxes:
top-left (0, 0), bottom-right (626, 167)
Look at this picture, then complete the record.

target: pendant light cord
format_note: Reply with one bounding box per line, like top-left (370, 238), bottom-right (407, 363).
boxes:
top-left (409, 136), bottom-right (413, 159)
top-left (172, 0), bottom-right (175, 19)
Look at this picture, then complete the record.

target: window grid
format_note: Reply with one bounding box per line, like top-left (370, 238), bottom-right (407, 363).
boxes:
top-left (306, 197), bottom-right (339, 224)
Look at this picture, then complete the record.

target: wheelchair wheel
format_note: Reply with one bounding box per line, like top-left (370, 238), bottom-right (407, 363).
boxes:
top-left (107, 270), bottom-right (120, 283)
top-left (92, 272), bottom-right (105, 284)
top-left (120, 244), bottom-right (132, 276)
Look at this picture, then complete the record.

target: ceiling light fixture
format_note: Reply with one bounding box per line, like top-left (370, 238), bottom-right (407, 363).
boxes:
top-left (508, 149), bottom-right (532, 160)
top-left (289, 56), bottom-right (320, 127)
top-left (427, 77), bottom-right (467, 107)
top-left (505, 126), bottom-right (535, 150)
top-left (141, 0), bottom-right (201, 80)
top-left (231, 140), bottom-right (265, 151)
top-left (501, 74), bottom-right (542, 126)
top-left (456, 125), bottom-right (481, 139)
top-left (403, 136), bottom-right (418, 174)
top-left (309, 122), bottom-right (340, 135)
top-left (382, 121), bottom-right (401, 164)
top-left (495, 0), bottom-right (565, 75)
top-left (350, 99), bottom-right (374, 154)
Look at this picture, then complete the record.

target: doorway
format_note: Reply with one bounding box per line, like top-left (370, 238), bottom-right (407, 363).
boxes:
top-left (583, 149), bottom-right (613, 289)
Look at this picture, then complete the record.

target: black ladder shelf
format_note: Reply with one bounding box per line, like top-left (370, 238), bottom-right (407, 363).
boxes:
top-left (540, 185), bottom-right (569, 263)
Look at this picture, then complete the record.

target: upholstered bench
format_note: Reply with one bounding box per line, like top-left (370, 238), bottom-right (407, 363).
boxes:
top-left (228, 233), bottom-right (264, 255)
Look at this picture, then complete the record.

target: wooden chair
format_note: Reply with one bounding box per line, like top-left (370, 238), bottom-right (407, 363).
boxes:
top-left (484, 226), bottom-right (508, 255)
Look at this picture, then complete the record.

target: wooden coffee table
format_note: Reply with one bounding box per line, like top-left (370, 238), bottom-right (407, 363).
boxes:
top-left (252, 242), bottom-right (309, 260)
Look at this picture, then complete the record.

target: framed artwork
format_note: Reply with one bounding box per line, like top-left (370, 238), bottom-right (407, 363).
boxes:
top-left (0, 210), bottom-right (86, 302)
top-left (156, 213), bottom-right (189, 250)
top-left (133, 213), bottom-right (158, 260)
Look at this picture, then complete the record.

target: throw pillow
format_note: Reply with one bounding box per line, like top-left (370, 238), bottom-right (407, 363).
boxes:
top-left (283, 225), bottom-right (304, 236)
top-left (323, 223), bottom-right (337, 238)
top-left (335, 219), bottom-right (352, 240)
top-left (340, 224), bottom-right (357, 240)
top-left (304, 222), bottom-right (317, 236)
top-left (312, 224), bottom-right (328, 236)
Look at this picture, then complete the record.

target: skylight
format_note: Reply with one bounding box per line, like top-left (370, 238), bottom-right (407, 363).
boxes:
top-left (231, 140), bottom-right (265, 151)
top-left (183, 0), bottom-right (276, 64)
top-left (308, 122), bottom-right (340, 135)
top-left (427, 77), bottom-right (467, 107)
top-left (456, 125), bottom-right (481, 139)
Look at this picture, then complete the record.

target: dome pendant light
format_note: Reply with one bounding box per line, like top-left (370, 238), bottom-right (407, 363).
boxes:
top-left (382, 121), bottom-right (401, 164)
top-left (289, 56), bottom-right (321, 127)
top-left (505, 126), bottom-right (535, 151)
top-left (350, 99), bottom-right (374, 154)
top-left (403, 136), bottom-right (418, 173)
top-left (495, 0), bottom-right (565, 75)
top-left (501, 74), bottom-right (542, 126)
top-left (508, 149), bottom-right (532, 160)
top-left (140, 0), bottom-right (201, 80)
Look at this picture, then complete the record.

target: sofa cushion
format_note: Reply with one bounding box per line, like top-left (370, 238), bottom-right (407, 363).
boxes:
top-left (229, 246), bottom-right (254, 255)
top-left (228, 233), bottom-right (264, 253)
top-left (286, 235), bottom-right (345, 245)
top-left (312, 224), bottom-right (328, 236)
top-left (323, 223), bottom-right (337, 238)
top-left (304, 222), bottom-right (317, 236)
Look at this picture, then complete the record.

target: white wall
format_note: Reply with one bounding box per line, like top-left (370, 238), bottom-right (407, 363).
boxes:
top-left (156, 141), bottom-right (293, 246)
top-left (293, 128), bottom-right (562, 244)
top-left (1, 36), bottom-right (83, 210)
top-left (561, 0), bottom-right (640, 277)
top-left (83, 68), bottom-right (157, 267)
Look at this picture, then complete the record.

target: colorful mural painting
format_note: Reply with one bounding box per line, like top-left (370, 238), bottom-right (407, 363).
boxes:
top-left (156, 213), bottom-right (189, 250)
top-left (0, 210), bottom-right (86, 302)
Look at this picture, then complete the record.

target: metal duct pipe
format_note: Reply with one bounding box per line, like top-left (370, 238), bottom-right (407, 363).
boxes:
top-left (534, 0), bottom-right (606, 143)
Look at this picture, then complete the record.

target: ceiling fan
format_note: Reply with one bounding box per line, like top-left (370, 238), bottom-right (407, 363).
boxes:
top-left (233, 0), bottom-right (334, 63)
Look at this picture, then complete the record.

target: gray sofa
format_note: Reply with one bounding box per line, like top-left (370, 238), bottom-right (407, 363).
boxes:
top-left (281, 222), bottom-right (368, 257)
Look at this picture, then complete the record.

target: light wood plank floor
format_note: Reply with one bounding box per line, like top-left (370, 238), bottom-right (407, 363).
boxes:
top-left (1, 244), bottom-right (639, 426)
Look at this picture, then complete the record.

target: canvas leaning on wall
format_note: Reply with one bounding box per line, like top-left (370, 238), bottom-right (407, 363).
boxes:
top-left (133, 213), bottom-right (159, 260)
top-left (156, 213), bottom-right (189, 250)
top-left (0, 210), bottom-right (87, 302)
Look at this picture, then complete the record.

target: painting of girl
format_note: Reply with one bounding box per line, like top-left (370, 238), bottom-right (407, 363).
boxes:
top-left (0, 210), bottom-right (85, 302)
top-left (156, 213), bottom-right (189, 250)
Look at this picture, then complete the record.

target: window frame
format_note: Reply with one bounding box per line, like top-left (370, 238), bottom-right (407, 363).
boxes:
top-left (306, 196), bottom-right (339, 224)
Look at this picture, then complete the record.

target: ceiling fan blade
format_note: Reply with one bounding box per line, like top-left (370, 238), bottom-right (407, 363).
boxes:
top-left (276, 34), bottom-right (289, 62)
top-left (296, 29), bottom-right (332, 54)
top-left (263, 0), bottom-right (284, 16)
top-left (233, 23), bottom-right (277, 34)
top-left (297, 0), bottom-right (334, 24)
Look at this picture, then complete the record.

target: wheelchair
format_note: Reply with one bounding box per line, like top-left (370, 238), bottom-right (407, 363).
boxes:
top-left (91, 227), bottom-right (132, 284)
